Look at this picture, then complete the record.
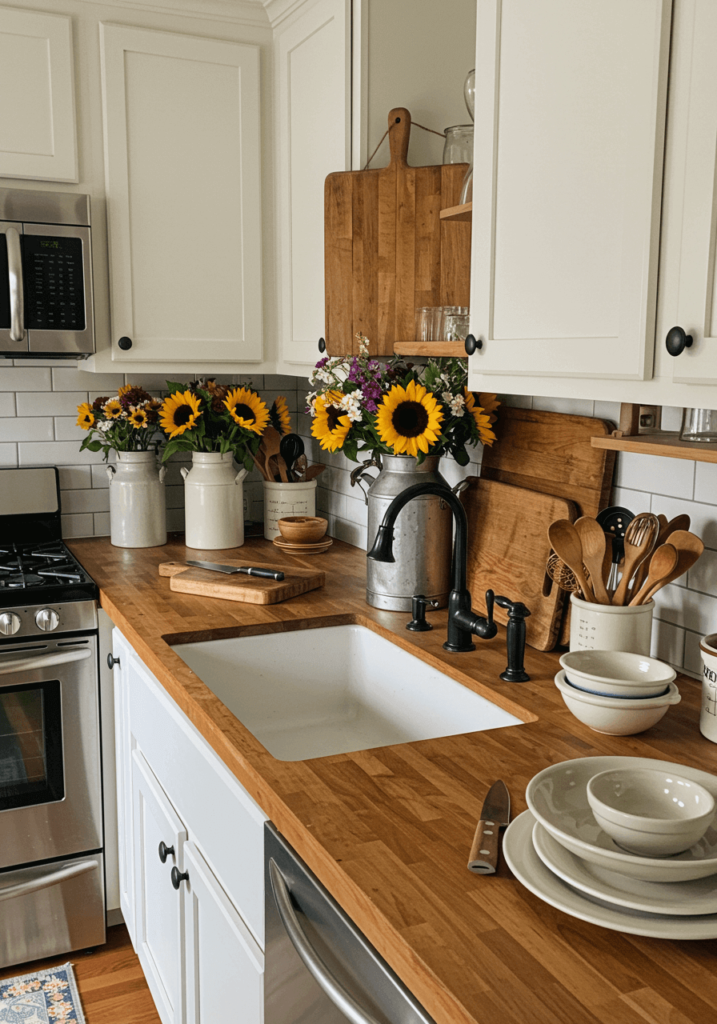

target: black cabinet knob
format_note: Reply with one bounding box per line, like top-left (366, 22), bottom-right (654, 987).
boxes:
top-left (158, 842), bottom-right (174, 864)
top-left (318, 338), bottom-right (326, 353)
top-left (118, 336), bottom-right (133, 351)
top-left (171, 866), bottom-right (189, 890)
top-left (665, 326), bottom-right (693, 357)
top-left (464, 334), bottom-right (483, 355)
top-left (107, 654), bottom-right (120, 669)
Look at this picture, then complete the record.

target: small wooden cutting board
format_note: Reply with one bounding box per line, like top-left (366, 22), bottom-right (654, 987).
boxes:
top-left (158, 561), bottom-right (325, 605)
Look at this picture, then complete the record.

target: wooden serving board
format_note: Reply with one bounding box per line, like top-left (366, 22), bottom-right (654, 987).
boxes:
top-left (462, 478), bottom-right (578, 652)
top-left (158, 561), bottom-right (325, 605)
top-left (324, 107), bottom-right (471, 356)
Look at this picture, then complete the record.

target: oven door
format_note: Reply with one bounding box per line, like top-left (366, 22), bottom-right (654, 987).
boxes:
top-left (0, 635), bottom-right (102, 868)
top-left (0, 222), bottom-right (28, 355)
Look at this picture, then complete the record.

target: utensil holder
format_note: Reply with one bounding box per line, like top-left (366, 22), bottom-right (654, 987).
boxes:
top-left (264, 479), bottom-right (317, 540)
top-left (569, 593), bottom-right (654, 654)
top-left (700, 634), bottom-right (717, 743)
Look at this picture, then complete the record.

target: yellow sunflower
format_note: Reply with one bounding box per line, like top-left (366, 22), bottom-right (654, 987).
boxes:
top-left (76, 402), bottom-right (95, 431)
top-left (128, 407), bottom-right (148, 429)
top-left (270, 395), bottom-right (291, 435)
top-left (159, 391), bottom-right (202, 439)
top-left (478, 392), bottom-right (500, 426)
top-left (376, 380), bottom-right (443, 457)
top-left (464, 389), bottom-right (497, 446)
top-left (103, 398), bottom-right (122, 419)
top-left (118, 383), bottom-right (133, 397)
top-left (223, 387), bottom-right (269, 434)
top-left (311, 390), bottom-right (351, 452)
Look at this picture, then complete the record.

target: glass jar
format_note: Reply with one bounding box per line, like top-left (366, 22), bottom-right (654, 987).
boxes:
top-left (443, 125), bottom-right (473, 165)
top-left (443, 306), bottom-right (470, 341)
top-left (680, 408), bottom-right (717, 443)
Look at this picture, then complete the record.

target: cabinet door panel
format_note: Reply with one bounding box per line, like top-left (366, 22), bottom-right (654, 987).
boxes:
top-left (100, 24), bottom-right (262, 363)
top-left (112, 628), bottom-right (135, 942)
top-left (470, 0), bottom-right (670, 380)
top-left (183, 842), bottom-right (263, 1024)
top-left (133, 749), bottom-right (187, 1024)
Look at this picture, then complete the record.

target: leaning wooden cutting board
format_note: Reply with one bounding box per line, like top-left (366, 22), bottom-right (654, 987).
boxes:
top-left (158, 561), bottom-right (324, 605)
top-left (462, 478), bottom-right (578, 652)
top-left (325, 107), bottom-right (471, 356)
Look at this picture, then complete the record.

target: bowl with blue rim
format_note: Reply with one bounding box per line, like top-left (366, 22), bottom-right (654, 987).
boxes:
top-left (559, 650), bottom-right (676, 700)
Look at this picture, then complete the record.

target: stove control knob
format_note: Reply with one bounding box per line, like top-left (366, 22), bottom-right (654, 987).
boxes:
top-left (0, 612), bottom-right (21, 636)
top-left (35, 608), bottom-right (60, 632)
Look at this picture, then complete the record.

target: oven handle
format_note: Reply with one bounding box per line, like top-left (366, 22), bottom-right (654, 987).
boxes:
top-left (0, 648), bottom-right (91, 676)
top-left (269, 860), bottom-right (382, 1024)
top-left (0, 859), bottom-right (95, 903)
top-left (6, 227), bottom-right (25, 343)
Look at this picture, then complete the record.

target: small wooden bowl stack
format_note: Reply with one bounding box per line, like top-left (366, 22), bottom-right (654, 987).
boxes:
top-left (273, 516), bottom-right (332, 554)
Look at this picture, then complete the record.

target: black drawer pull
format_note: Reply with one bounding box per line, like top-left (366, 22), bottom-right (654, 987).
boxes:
top-left (171, 867), bottom-right (189, 890)
top-left (158, 842), bottom-right (174, 864)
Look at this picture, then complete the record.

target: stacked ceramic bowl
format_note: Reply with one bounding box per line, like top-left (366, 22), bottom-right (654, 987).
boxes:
top-left (555, 650), bottom-right (680, 734)
top-left (500, 756), bottom-right (717, 939)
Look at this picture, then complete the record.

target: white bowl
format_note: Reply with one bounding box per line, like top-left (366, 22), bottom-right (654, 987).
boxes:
top-left (587, 768), bottom-right (715, 856)
top-left (559, 650), bottom-right (676, 698)
top-left (554, 670), bottom-right (680, 736)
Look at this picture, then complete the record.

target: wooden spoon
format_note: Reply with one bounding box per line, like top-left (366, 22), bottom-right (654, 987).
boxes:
top-left (262, 426), bottom-right (282, 480)
top-left (629, 543), bottom-right (679, 606)
top-left (575, 517), bottom-right (610, 604)
top-left (612, 512), bottom-right (659, 605)
top-left (636, 529), bottom-right (704, 604)
top-left (305, 464), bottom-right (325, 481)
top-left (547, 520), bottom-right (596, 603)
top-left (633, 513), bottom-right (693, 592)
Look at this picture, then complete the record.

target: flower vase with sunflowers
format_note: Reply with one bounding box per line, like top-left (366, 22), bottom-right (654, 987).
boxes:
top-left (76, 385), bottom-right (164, 457)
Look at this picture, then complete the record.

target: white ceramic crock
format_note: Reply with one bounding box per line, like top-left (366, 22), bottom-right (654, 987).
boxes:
top-left (106, 450), bottom-right (167, 548)
top-left (181, 451), bottom-right (248, 550)
top-left (700, 634), bottom-right (717, 743)
top-left (263, 479), bottom-right (317, 540)
top-left (569, 593), bottom-right (654, 654)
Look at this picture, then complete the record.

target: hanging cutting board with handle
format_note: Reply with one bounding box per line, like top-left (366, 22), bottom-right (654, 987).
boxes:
top-left (158, 561), bottom-right (325, 605)
top-left (325, 107), bottom-right (471, 356)
top-left (462, 477), bottom-right (578, 652)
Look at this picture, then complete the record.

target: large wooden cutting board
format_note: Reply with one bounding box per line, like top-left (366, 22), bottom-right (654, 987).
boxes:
top-left (325, 107), bottom-right (471, 356)
top-left (159, 561), bottom-right (324, 605)
top-left (462, 478), bottom-right (578, 652)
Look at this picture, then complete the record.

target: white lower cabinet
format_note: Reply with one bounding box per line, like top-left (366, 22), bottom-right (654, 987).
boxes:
top-left (112, 629), bottom-right (267, 1024)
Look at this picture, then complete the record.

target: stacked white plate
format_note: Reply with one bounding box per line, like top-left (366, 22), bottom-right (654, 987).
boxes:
top-left (502, 756), bottom-right (717, 939)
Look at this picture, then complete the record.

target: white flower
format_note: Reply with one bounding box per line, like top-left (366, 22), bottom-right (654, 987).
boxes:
top-left (97, 419), bottom-right (113, 433)
top-left (339, 392), bottom-right (362, 423)
top-left (306, 394), bottom-right (317, 418)
top-left (441, 391), bottom-right (453, 405)
top-left (449, 394), bottom-right (466, 417)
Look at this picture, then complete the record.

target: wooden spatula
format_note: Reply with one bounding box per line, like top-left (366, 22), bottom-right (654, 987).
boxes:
top-left (633, 513), bottom-right (692, 592)
top-left (629, 543), bottom-right (678, 606)
top-left (548, 520), bottom-right (595, 603)
top-left (633, 529), bottom-right (704, 605)
top-left (575, 517), bottom-right (610, 604)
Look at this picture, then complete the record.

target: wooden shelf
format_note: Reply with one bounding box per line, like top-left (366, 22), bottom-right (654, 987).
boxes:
top-left (439, 202), bottom-right (472, 222)
top-left (591, 432), bottom-right (717, 463)
top-left (393, 342), bottom-right (466, 357)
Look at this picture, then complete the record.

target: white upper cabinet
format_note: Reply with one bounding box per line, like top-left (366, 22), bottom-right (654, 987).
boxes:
top-left (274, 0), bottom-right (351, 368)
top-left (469, 0), bottom-right (671, 382)
top-left (100, 23), bottom-right (262, 364)
top-left (0, 8), bottom-right (77, 182)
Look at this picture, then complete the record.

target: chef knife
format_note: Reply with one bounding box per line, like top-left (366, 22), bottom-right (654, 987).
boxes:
top-left (186, 560), bottom-right (284, 581)
top-left (467, 780), bottom-right (510, 874)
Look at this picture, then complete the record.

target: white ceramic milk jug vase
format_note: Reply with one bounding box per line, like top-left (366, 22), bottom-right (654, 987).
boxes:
top-left (181, 451), bottom-right (248, 549)
top-left (106, 451), bottom-right (167, 548)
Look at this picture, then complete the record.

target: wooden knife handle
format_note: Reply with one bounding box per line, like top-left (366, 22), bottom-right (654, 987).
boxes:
top-left (467, 819), bottom-right (500, 874)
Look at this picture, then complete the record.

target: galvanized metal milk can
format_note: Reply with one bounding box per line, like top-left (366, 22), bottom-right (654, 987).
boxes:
top-left (352, 454), bottom-right (453, 611)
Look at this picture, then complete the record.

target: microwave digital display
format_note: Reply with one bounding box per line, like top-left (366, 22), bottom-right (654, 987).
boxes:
top-left (22, 234), bottom-right (85, 332)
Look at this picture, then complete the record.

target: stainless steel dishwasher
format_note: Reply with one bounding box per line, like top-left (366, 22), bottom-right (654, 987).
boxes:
top-left (265, 823), bottom-right (436, 1024)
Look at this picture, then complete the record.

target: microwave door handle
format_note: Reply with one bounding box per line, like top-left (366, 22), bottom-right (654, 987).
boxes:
top-left (269, 860), bottom-right (383, 1024)
top-left (6, 227), bottom-right (25, 343)
top-left (0, 648), bottom-right (91, 676)
top-left (0, 860), bottom-right (95, 903)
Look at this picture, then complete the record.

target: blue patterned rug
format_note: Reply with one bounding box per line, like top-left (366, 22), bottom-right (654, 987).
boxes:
top-left (0, 964), bottom-right (85, 1024)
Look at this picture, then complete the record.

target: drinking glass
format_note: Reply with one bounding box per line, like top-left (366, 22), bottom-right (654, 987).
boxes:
top-left (680, 408), bottom-right (717, 443)
top-left (443, 126), bottom-right (474, 165)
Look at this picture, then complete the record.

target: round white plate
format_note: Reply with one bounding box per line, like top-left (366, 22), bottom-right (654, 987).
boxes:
top-left (503, 811), bottom-right (717, 940)
top-left (526, 756), bottom-right (717, 882)
top-left (532, 820), bottom-right (717, 915)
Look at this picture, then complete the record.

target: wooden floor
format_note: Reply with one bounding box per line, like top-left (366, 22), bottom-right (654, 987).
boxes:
top-left (0, 925), bottom-right (160, 1024)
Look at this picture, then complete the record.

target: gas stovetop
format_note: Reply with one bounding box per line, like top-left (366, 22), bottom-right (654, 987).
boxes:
top-left (0, 540), bottom-right (98, 607)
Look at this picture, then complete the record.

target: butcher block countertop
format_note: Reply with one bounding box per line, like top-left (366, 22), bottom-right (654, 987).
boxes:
top-left (70, 534), bottom-right (717, 1024)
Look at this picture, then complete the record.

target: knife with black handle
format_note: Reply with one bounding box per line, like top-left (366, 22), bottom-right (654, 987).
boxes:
top-left (186, 560), bottom-right (284, 581)
top-left (467, 780), bottom-right (511, 874)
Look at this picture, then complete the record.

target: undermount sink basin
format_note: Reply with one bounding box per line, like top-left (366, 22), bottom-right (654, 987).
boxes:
top-left (171, 624), bottom-right (523, 761)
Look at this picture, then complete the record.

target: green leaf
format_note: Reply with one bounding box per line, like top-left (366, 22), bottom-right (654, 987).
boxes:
top-left (342, 437), bottom-right (358, 462)
top-left (243, 452), bottom-right (254, 473)
top-left (453, 447), bottom-right (469, 466)
top-left (83, 440), bottom-right (103, 452)
top-left (165, 380), bottom-right (185, 394)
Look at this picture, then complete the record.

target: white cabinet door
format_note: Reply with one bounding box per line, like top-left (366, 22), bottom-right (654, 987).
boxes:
top-left (0, 8), bottom-right (77, 182)
top-left (100, 23), bottom-right (262, 364)
top-left (275, 0), bottom-right (351, 368)
top-left (111, 627), bottom-right (135, 942)
top-left (132, 748), bottom-right (188, 1024)
top-left (183, 842), bottom-right (264, 1024)
top-left (469, 0), bottom-right (671, 382)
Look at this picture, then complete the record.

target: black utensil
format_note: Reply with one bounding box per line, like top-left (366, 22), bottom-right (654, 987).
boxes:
top-left (596, 505), bottom-right (635, 592)
top-left (279, 434), bottom-right (304, 479)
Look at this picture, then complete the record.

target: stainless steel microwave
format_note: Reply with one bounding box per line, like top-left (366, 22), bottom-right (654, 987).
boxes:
top-left (0, 187), bottom-right (95, 358)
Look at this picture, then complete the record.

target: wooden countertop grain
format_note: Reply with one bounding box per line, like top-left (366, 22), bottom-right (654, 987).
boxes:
top-left (69, 534), bottom-right (717, 1024)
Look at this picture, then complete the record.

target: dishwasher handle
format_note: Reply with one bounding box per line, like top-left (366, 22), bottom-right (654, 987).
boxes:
top-left (269, 860), bottom-right (383, 1024)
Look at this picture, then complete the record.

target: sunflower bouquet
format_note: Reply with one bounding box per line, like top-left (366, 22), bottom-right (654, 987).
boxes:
top-left (159, 379), bottom-right (279, 471)
top-left (307, 336), bottom-right (498, 465)
top-left (76, 385), bottom-right (163, 459)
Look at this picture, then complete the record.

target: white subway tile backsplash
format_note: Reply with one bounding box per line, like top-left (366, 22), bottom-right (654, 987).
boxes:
top-left (91, 464), bottom-right (111, 488)
top-left (684, 631), bottom-right (705, 678)
top-left (52, 368), bottom-right (124, 392)
top-left (0, 394), bottom-right (15, 416)
top-left (651, 619), bottom-right (685, 668)
top-left (0, 443), bottom-right (17, 466)
top-left (0, 367), bottom-right (52, 391)
top-left (93, 512), bottom-right (111, 535)
top-left (653, 582), bottom-right (717, 637)
top-left (593, 401), bottom-right (621, 425)
top-left (651, 494), bottom-right (717, 550)
top-left (0, 417), bottom-right (54, 443)
top-left (58, 466), bottom-right (93, 490)
top-left (53, 417), bottom-right (88, 441)
top-left (695, 462), bottom-right (717, 505)
top-left (61, 513), bottom-right (94, 538)
top-left (616, 452), bottom-right (694, 499)
top-left (611, 486), bottom-right (651, 513)
top-left (61, 489), bottom-right (110, 515)
top-left (16, 392), bottom-right (87, 417)
top-left (687, 548), bottom-right (717, 596)
top-left (19, 441), bottom-right (106, 466)
top-left (532, 396), bottom-right (595, 418)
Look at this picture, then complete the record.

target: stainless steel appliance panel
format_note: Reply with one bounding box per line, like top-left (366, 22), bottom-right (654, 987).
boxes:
top-left (0, 636), bottom-right (102, 869)
top-left (0, 223), bottom-right (27, 355)
top-left (23, 223), bottom-right (94, 355)
top-left (0, 188), bottom-right (90, 227)
top-left (265, 824), bottom-right (435, 1024)
top-left (0, 853), bottom-right (105, 969)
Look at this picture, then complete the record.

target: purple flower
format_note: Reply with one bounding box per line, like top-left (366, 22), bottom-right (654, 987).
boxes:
top-left (314, 356), bottom-right (329, 369)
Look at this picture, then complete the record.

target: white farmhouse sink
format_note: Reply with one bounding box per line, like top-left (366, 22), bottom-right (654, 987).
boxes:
top-left (172, 624), bottom-right (523, 761)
